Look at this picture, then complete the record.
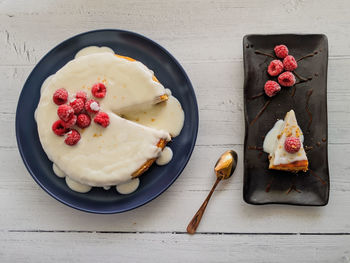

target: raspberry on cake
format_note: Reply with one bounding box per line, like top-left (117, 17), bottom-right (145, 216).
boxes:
top-left (267, 60), bottom-right (284, 76)
top-left (75, 91), bottom-right (87, 103)
top-left (284, 137), bottom-right (301, 153)
top-left (57, 104), bottom-right (74, 122)
top-left (94, 112), bottom-right (110, 127)
top-left (53, 88), bottom-right (68, 105)
top-left (274, 45), bottom-right (289, 59)
top-left (76, 113), bottom-right (91, 128)
top-left (278, 72), bottom-right (296, 87)
top-left (61, 114), bottom-right (77, 128)
top-left (263, 110), bottom-right (308, 172)
top-left (70, 98), bottom-right (85, 114)
top-left (283, 55), bottom-right (298, 71)
top-left (264, 80), bottom-right (281, 97)
top-left (85, 99), bottom-right (100, 114)
top-left (52, 120), bottom-right (70, 136)
top-left (91, 83), bottom-right (107, 98)
top-left (64, 129), bottom-right (81, 146)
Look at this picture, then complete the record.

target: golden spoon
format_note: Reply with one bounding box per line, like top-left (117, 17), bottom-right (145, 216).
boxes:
top-left (186, 150), bottom-right (238, 234)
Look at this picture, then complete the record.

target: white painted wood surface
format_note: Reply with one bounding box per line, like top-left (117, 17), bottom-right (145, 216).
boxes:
top-left (1, 0), bottom-right (350, 262)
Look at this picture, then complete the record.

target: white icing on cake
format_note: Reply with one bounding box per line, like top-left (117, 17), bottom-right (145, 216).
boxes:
top-left (116, 178), bottom-right (140, 195)
top-left (156, 146), bottom-right (173, 165)
top-left (263, 120), bottom-right (284, 154)
top-left (123, 96), bottom-right (184, 137)
top-left (75, 46), bottom-right (114, 59)
top-left (36, 47), bottom-right (185, 193)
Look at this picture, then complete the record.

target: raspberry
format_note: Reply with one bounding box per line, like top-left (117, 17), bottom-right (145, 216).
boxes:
top-left (283, 55), bottom-right (298, 71)
top-left (57, 104), bottom-right (74, 122)
top-left (52, 120), bottom-right (70, 136)
top-left (284, 137), bottom-right (301, 153)
top-left (278, 72), bottom-right (296, 87)
top-left (85, 99), bottom-right (100, 114)
top-left (91, 83), bottom-right (107, 98)
top-left (94, 112), bottom-right (110, 127)
top-left (264, 81), bottom-right (281, 97)
top-left (274, 45), bottom-right (289, 59)
top-left (53, 88), bottom-right (68, 105)
top-left (61, 114), bottom-right (77, 128)
top-left (69, 98), bottom-right (84, 114)
top-left (64, 129), bottom-right (81, 146)
top-left (76, 113), bottom-right (91, 128)
top-left (75, 91), bottom-right (87, 103)
top-left (267, 60), bottom-right (284, 76)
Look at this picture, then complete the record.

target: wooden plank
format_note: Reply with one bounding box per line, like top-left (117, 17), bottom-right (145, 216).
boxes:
top-left (0, 144), bottom-right (349, 233)
top-left (0, 231), bottom-right (349, 263)
top-left (1, 0), bottom-right (350, 66)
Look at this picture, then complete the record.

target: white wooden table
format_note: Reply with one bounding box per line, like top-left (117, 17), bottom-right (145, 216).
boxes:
top-left (1, 0), bottom-right (350, 262)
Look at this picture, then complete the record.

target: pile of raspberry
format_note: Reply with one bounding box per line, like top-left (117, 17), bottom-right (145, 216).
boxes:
top-left (51, 83), bottom-right (110, 146)
top-left (263, 44), bottom-right (298, 97)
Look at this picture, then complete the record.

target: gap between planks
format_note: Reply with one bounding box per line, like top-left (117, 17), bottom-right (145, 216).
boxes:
top-left (4, 230), bottom-right (350, 235)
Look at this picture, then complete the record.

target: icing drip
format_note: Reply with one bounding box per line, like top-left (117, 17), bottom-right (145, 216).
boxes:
top-left (156, 147), bottom-right (173, 165)
top-left (116, 178), bottom-right (140, 195)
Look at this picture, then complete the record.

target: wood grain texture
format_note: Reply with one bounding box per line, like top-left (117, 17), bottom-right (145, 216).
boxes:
top-left (1, 0), bottom-right (350, 262)
top-left (1, 232), bottom-right (350, 263)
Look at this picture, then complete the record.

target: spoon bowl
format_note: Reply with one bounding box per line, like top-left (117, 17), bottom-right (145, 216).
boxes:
top-left (214, 150), bottom-right (238, 180)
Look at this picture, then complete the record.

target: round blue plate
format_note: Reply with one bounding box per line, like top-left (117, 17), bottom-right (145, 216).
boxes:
top-left (16, 29), bottom-right (198, 214)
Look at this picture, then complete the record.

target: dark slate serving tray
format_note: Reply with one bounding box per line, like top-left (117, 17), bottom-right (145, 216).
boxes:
top-left (243, 34), bottom-right (329, 206)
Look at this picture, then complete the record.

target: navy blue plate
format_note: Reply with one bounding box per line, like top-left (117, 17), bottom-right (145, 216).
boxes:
top-left (16, 29), bottom-right (198, 213)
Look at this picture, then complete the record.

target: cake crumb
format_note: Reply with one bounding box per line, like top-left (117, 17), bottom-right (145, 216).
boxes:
top-left (151, 118), bottom-right (155, 122)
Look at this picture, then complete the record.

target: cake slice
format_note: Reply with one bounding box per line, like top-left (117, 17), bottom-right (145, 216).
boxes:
top-left (266, 110), bottom-right (308, 172)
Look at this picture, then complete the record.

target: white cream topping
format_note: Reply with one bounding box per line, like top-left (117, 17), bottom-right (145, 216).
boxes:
top-left (156, 146), bottom-right (173, 165)
top-left (36, 47), bottom-right (184, 193)
top-left (265, 110), bottom-right (307, 166)
top-left (65, 176), bottom-right (92, 193)
top-left (263, 120), bottom-right (284, 154)
top-left (75, 46), bottom-right (114, 59)
top-left (116, 178), bottom-right (140, 195)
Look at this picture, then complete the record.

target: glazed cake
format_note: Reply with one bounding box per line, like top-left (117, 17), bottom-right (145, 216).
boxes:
top-left (35, 47), bottom-right (184, 192)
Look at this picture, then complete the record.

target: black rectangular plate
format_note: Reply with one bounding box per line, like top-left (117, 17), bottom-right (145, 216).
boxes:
top-left (243, 34), bottom-right (329, 206)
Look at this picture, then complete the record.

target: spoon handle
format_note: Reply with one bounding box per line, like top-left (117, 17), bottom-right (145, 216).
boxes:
top-left (187, 177), bottom-right (221, 234)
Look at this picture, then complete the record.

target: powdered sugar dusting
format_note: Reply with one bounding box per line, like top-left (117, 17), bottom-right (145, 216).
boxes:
top-left (90, 101), bottom-right (100, 111)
